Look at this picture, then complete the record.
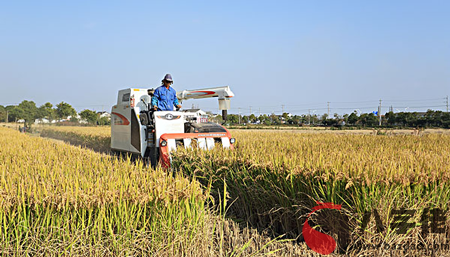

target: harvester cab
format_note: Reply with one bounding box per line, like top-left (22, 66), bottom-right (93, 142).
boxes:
top-left (111, 86), bottom-right (235, 168)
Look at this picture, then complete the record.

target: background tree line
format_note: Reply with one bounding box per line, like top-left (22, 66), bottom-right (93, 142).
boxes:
top-left (2, 101), bottom-right (448, 129)
top-left (0, 101), bottom-right (110, 127)
top-left (223, 110), bottom-right (450, 128)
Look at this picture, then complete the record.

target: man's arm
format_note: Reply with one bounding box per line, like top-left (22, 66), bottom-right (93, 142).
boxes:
top-left (151, 88), bottom-right (159, 110)
top-left (172, 89), bottom-right (181, 109)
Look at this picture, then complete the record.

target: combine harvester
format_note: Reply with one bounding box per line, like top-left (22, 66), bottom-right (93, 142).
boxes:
top-left (111, 86), bottom-right (235, 168)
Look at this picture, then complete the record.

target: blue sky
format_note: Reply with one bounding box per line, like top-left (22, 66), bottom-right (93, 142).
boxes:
top-left (1, 1), bottom-right (449, 115)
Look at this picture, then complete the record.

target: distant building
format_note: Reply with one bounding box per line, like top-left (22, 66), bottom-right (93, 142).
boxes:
top-left (97, 111), bottom-right (111, 119)
top-left (66, 114), bottom-right (82, 121)
top-left (34, 118), bottom-right (51, 124)
top-left (183, 109), bottom-right (207, 116)
top-left (183, 109), bottom-right (208, 123)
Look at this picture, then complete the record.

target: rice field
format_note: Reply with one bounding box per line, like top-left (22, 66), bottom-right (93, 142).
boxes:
top-left (1, 127), bottom-right (318, 256)
top-left (5, 126), bottom-right (450, 255)
top-left (173, 132), bottom-right (450, 245)
top-left (0, 127), bottom-right (211, 255)
top-left (40, 126), bottom-right (111, 153)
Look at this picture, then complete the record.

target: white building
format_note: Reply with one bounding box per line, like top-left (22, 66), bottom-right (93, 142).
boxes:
top-left (97, 111), bottom-right (111, 119)
top-left (34, 118), bottom-right (51, 124)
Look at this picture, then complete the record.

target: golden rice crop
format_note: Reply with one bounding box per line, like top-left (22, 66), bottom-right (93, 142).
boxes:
top-left (41, 126), bottom-right (111, 153)
top-left (38, 126), bottom-right (450, 253)
top-left (41, 127), bottom-right (450, 185)
top-left (4, 127), bottom-right (318, 256)
top-left (0, 127), bottom-right (208, 255)
top-left (41, 125), bottom-right (111, 137)
top-left (172, 130), bottom-right (450, 251)
top-left (230, 131), bottom-right (450, 185)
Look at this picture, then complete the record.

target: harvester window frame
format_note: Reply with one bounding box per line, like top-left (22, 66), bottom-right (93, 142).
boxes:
top-left (122, 93), bottom-right (130, 103)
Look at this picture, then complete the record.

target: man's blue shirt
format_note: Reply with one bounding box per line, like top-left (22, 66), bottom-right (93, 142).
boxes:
top-left (151, 86), bottom-right (180, 111)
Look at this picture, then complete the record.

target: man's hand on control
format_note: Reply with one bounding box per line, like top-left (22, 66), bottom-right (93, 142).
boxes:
top-left (177, 104), bottom-right (182, 109)
top-left (153, 106), bottom-right (158, 111)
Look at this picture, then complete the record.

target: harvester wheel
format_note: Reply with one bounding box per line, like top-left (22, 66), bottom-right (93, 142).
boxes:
top-left (149, 146), bottom-right (159, 168)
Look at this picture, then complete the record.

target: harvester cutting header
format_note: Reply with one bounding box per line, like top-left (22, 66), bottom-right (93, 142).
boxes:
top-left (111, 74), bottom-right (235, 168)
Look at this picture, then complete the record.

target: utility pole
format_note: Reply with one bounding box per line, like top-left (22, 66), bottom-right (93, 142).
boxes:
top-left (282, 105), bottom-right (285, 114)
top-left (378, 99), bottom-right (382, 126)
top-left (5, 110), bottom-right (8, 123)
top-left (308, 109), bottom-right (311, 125)
top-left (249, 106), bottom-right (252, 115)
top-left (259, 108), bottom-right (261, 117)
top-left (238, 107), bottom-right (241, 124)
top-left (446, 96), bottom-right (449, 113)
top-left (327, 102), bottom-right (330, 117)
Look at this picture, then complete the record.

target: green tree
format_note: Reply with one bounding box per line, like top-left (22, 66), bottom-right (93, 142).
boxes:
top-left (360, 113), bottom-right (378, 126)
top-left (5, 106), bottom-right (19, 122)
top-left (0, 105), bottom-right (6, 122)
top-left (97, 116), bottom-right (111, 125)
top-left (38, 102), bottom-right (56, 121)
top-left (18, 100), bottom-right (38, 127)
top-left (211, 114), bottom-right (222, 123)
top-left (242, 115), bottom-right (249, 124)
top-left (270, 113), bottom-right (280, 125)
top-left (226, 114), bottom-right (239, 125)
top-left (442, 112), bottom-right (450, 128)
top-left (258, 114), bottom-right (266, 123)
top-left (431, 111), bottom-right (443, 127)
top-left (70, 116), bottom-right (79, 123)
top-left (56, 102), bottom-right (76, 120)
top-left (249, 114), bottom-right (256, 123)
top-left (385, 111), bottom-right (396, 125)
top-left (79, 109), bottom-right (98, 124)
top-left (343, 114), bottom-right (349, 124)
top-left (300, 114), bottom-right (308, 124)
top-left (348, 111), bottom-right (359, 125)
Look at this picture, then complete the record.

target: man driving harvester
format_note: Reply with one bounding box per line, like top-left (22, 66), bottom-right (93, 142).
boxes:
top-left (152, 74), bottom-right (182, 111)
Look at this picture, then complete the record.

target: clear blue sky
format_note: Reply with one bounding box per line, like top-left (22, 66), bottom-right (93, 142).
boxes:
top-left (1, 1), bottom-right (449, 115)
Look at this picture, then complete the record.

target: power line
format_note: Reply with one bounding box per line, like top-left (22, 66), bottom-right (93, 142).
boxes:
top-left (0, 103), bottom-right (20, 106)
top-left (390, 105), bottom-right (446, 109)
top-left (383, 97), bottom-right (445, 102)
top-left (330, 100), bottom-right (379, 104)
